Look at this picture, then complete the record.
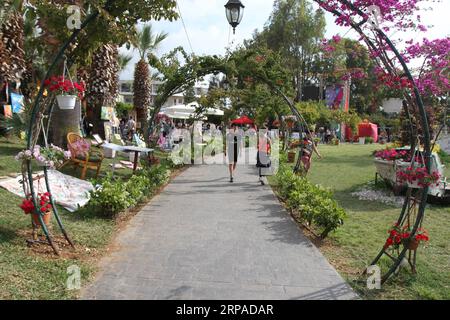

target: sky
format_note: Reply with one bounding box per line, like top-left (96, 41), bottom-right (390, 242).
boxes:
top-left (119, 0), bottom-right (450, 80)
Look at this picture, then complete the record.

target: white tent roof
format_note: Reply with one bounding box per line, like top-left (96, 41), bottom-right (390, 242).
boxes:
top-left (160, 102), bottom-right (223, 119)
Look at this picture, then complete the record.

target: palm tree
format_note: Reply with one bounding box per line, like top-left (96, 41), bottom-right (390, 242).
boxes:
top-left (132, 23), bottom-right (167, 132)
top-left (118, 54), bottom-right (133, 71)
top-left (86, 43), bottom-right (119, 138)
top-left (0, 0), bottom-right (26, 85)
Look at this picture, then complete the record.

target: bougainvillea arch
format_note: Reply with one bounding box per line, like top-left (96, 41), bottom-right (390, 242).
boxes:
top-left (312, 0), bottom-right (449, 283)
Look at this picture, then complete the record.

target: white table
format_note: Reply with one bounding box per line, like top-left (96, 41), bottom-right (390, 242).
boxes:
top-left (102, 143), bottom-right (154, 173)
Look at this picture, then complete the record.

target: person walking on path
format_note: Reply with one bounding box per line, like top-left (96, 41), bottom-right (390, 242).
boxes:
top-left (301, 132), bottom-right (322, 174)
top-left (225, 123), bottom-right (243, 183)
top-left (257, 129), bottom-right (272, 185)
top-left (127, 116), bottom-right (136, 141)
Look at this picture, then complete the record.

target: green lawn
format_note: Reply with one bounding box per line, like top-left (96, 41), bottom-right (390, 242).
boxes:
top-left (285, 143), bottom-right (450, 300)
top-left (0, 136), bottom-right (170, 299)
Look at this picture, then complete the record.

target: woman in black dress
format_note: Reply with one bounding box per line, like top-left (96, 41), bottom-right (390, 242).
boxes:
top-left (225, 123), bottom-right (243, 183)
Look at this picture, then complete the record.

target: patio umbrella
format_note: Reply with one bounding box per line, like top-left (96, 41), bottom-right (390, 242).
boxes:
top-left (231, 115), bottom-right (254, 125)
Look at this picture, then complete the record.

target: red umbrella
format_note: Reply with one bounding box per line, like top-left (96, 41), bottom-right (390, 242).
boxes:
top-left (231, 115), bottom-right (254, 125)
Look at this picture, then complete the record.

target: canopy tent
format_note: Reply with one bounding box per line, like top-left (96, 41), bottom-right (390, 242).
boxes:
top-left (231, 115), bottom-right (254, 125)
top-left (358, 120), bottom-right (378, 142)
top-left (159, 102), bottom-right (224, 120)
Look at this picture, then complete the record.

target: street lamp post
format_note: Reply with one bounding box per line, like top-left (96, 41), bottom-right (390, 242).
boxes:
top-left (225, 0), bottom-right (245, 34)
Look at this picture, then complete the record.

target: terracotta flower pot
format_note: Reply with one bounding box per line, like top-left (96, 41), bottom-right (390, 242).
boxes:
top-left (404, 238), bottom-right (420, 251)
top-left (32, 210), bottom-right (52, 227)
top-left (287, 151), bottom-right (296, 163)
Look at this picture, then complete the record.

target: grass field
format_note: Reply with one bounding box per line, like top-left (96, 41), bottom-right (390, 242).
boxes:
top-left (275, 143), bottom-right (450, 300)
top-left (0, 136), bottom-right (170, 299)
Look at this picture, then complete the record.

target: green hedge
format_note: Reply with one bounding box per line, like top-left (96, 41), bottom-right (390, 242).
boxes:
top-left (88, 165), bottom-right (170, 217)
top-left (275, 163), bottom-right (346, 239)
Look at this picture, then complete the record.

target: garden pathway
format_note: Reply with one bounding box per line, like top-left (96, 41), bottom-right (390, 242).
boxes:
top-left (82, 161), bottom-right (357, 300)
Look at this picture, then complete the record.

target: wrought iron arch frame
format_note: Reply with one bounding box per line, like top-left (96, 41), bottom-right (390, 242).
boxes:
top-left (23, 3), bottom-right (111, 255)
top-left (24, 1), bottom-right (431, 284)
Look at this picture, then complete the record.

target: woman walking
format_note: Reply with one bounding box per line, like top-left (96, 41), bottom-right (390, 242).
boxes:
top-left (301, 132), bottom-right (322, 174)
top-left (225, 123), bottom-right (243, 183)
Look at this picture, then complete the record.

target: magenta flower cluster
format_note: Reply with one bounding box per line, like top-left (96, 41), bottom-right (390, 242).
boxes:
top-left (397, 166), bottom-right (441, 188)
top-left (374, 148), bottom-right (409, 161)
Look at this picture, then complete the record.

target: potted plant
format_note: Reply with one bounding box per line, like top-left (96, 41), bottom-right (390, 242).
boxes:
top-left (365, 137), bottom-right (374, 144)
top-left (16, 144), bottom-right (71, 169)
top-left (384, 224), bottom-right (429, 251)
top-left (44, 76), bottom-right (85, 110)
top-left (396, 166), bottom-right (440, 188)
top-left (20, 192), bottom-right (53, 227)
top-left (331, 137), bottom-right (340, 145)
top-left (287, 150), bottom-right (296, 163)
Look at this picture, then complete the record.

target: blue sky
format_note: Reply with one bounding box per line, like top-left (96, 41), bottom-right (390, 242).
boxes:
top-left (120, 0), bottom-right (450, 80)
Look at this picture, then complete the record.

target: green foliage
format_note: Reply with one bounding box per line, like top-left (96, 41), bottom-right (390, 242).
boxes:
top-left (183, 85), bottom-right (196, 104)
top-left (31, 0), bottom-right (178, 65)
top-left (331, 110), bottom-right (361, 132)
top-left (275, 163), bottom-right (346, 238)
top-left (365, 137), bottom-right (374, 144)
top-left (115, 102), bottom-right (133, 119)
top-left (295, 101), bottom-right (330, 125)
top-left (251, 0), bottom-right (326, 101)
top-left (88, 165), bottom-right (170, 217)
top-left (89, 176), bottom-right (133, 217)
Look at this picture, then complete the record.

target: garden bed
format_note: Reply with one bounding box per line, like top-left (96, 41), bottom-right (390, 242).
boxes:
top-left (270, 143), bottom-right (450, 300)
top-left (0, 136), bottom-right (184, 299)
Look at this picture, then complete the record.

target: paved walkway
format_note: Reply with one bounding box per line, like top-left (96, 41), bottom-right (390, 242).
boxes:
top-left (82, 162), bottom-right (357, 300)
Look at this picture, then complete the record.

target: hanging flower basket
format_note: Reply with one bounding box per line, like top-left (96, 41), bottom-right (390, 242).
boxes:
top-left (44, 75), bottom-right (85, 111)
top-left (56, 94), bottom-right (77, 110)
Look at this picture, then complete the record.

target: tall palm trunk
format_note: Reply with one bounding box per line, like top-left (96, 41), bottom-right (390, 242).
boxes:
top-left (0, 8), bottom-right (26, 84)
top-left (86, 44), bottom-right (119, 139)
top-left (133, 58), bottom-right (151, 132)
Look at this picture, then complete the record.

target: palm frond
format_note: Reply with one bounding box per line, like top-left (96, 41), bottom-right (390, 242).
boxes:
top-left (118, 54), bottom-right (133, 71)
top-left (134, 23), bottom-right (168, 59)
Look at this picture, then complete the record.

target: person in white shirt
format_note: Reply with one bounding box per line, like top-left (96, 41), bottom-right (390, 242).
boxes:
top-left (127, 116), bottom-right (136, 140)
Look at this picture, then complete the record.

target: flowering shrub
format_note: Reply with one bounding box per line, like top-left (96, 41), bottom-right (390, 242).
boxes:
top-left (396, 166), bottom-right (440, 187)
top-left (315, 0), bottom-right (449, 99)
top-left (15, 145), bottom-right (71, 169)
top-left (384, 223), bottom-right (429, 249)
top-left (374, 148), bottom-right (408, 161)
top-left (20, 192), bottom-right (52, 215)
top-left (44, 76), bottom-right (85, 98)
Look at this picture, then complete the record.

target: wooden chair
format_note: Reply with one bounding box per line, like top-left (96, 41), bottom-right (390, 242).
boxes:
top-left (67, 132), bottom-right (104, 180)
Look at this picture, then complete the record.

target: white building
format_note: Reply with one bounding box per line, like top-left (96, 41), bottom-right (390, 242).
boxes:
top-left (381, 98), bottom-right (403, 114)
top-left (118, 79), bottom-right (210, 109)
